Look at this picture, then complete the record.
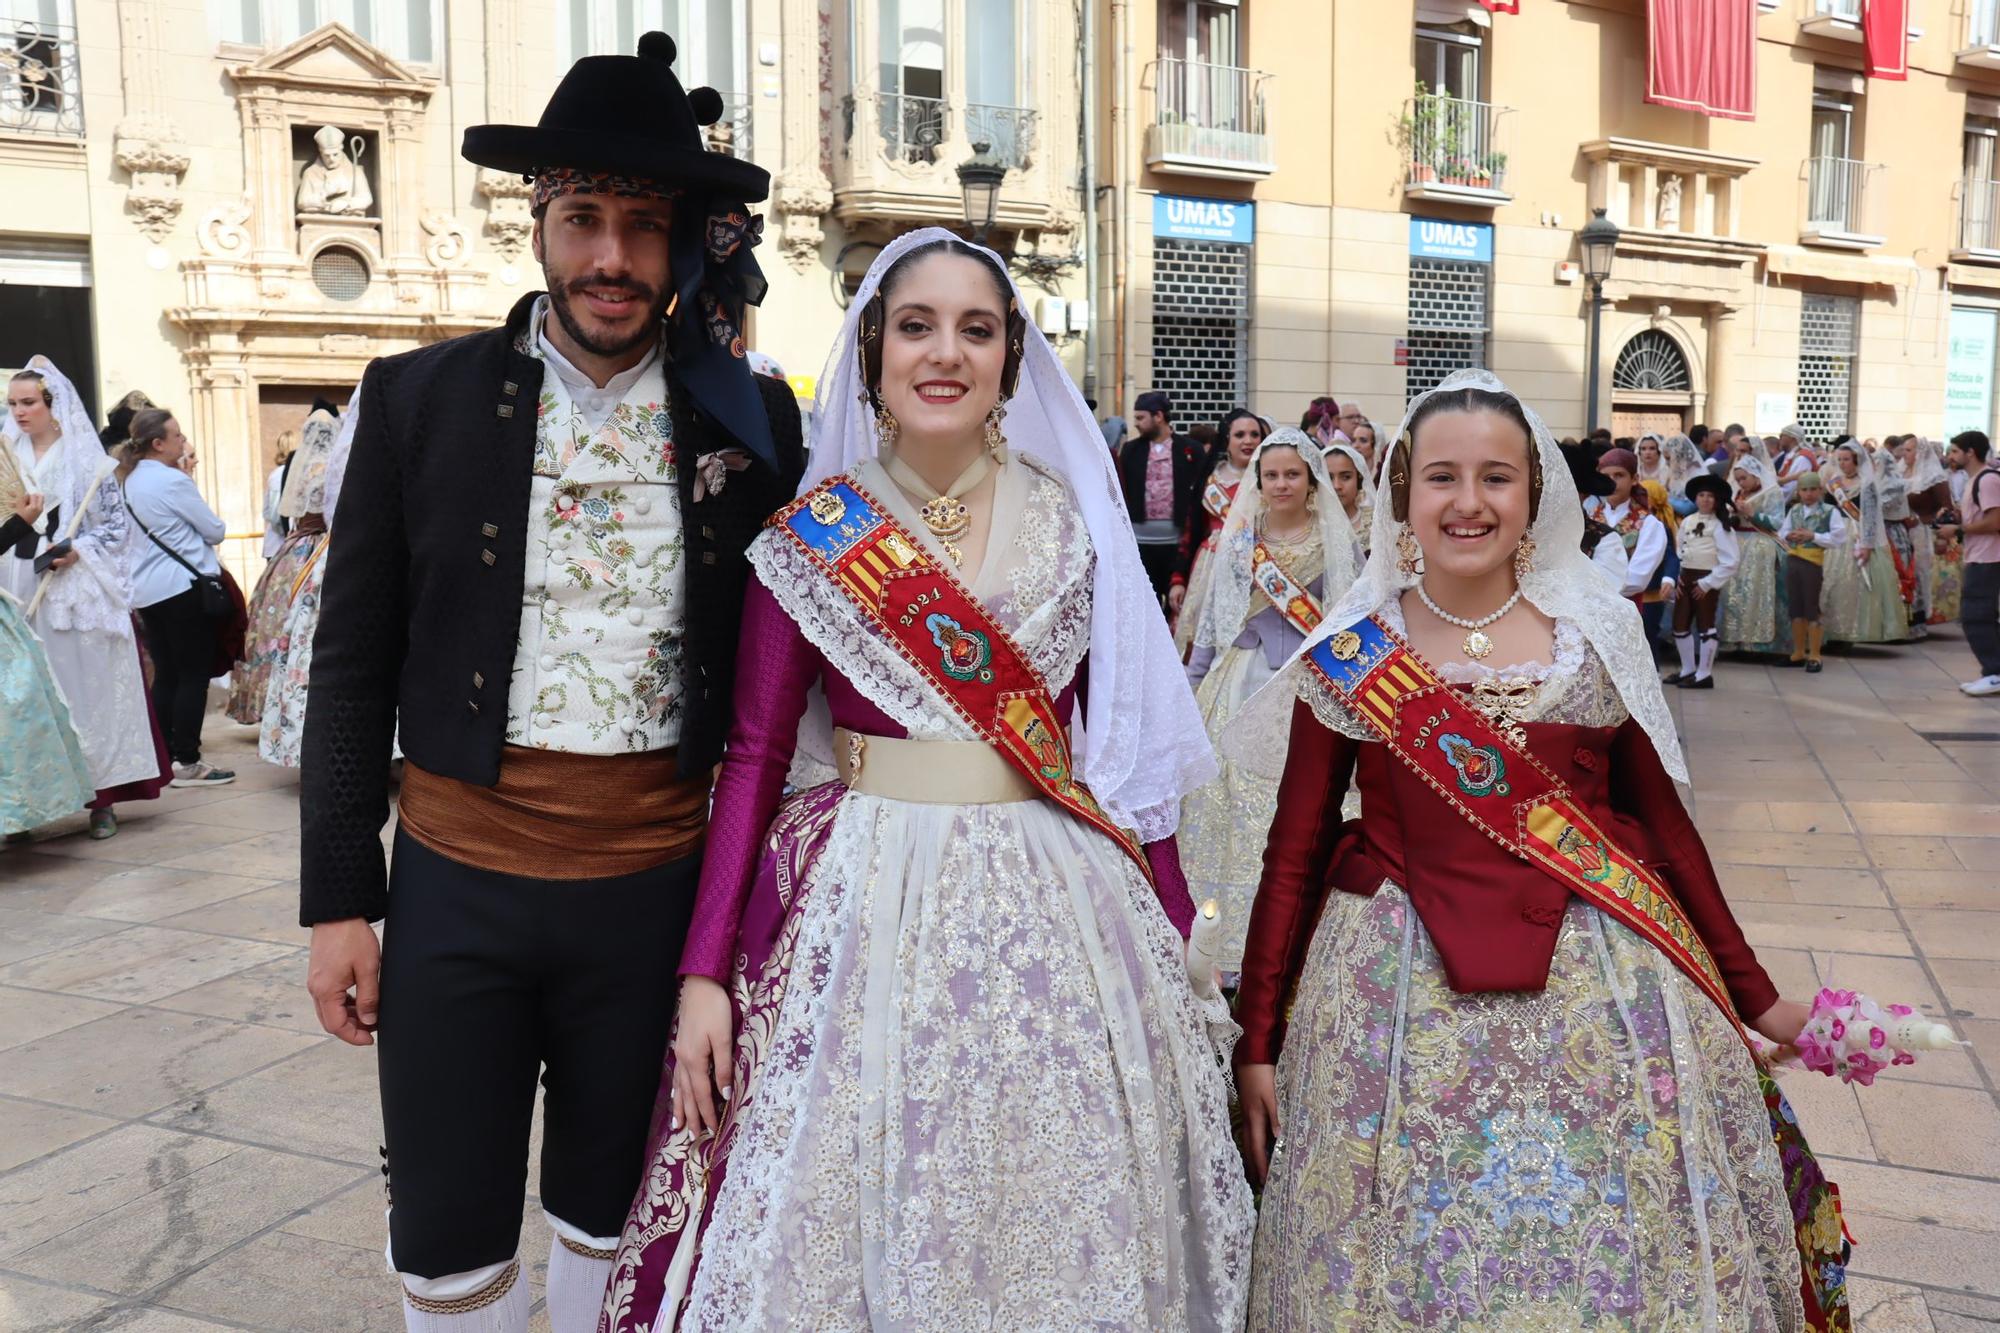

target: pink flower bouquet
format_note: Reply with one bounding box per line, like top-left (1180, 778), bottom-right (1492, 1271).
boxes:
top-left (1786, 988), bottom-right (1963, 1087)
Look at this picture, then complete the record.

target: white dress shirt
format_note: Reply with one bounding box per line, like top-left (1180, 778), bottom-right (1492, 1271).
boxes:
top-left (1584, 496), bottom-right (1668, 598)
top-left (123, 459), bottom-right (225, 609)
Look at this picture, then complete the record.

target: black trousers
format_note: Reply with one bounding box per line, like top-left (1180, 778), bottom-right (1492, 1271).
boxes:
top-left (139, 583), bottom-right (215, 766)
top-left (377, 828), bottom-right (698, 1279)
top-left (1137, 539), bottom-right (1177, 602)
top-left (1965, 560), bottom-right (2000, 676)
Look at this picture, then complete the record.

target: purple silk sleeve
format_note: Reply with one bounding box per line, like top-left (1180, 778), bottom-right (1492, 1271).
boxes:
top-left (1146, 836), bottom-right (1195, 938)
top-left (682, 583), bottom-right (821, 981)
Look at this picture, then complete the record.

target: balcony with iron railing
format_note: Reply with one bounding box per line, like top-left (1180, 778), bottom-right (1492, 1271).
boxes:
top-left (1960, 0), bottom-right (2000, 67)
top-left (1144, 56), bottom-right (1274, 180)
top-left (0, 21), bottom-right (83, 138)
top-left (833, 87), bottom-right (1049, 228)
top-left (1799, 0), bottom-right (1864, 41)
top-left (1402, 93), bottom-right (1513, 205)
top-left (701, 90), bottom-right (754, 162)
top-left (1956, 176), bottom-right (2000, 258)
top-left (1800, 154), bottom-right (1885, 248)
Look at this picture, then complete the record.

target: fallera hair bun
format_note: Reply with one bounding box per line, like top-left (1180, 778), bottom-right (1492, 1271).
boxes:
top-left (636, 30), bottom-right (676, 63)
top-left (688, 86), bottom-right (725, 126)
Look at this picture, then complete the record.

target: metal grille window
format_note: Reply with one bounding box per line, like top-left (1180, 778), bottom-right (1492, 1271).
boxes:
top-left (1151, 238), bottom-right (1249, 428)
top-left (1797, 292), bottom-right (1858, 443)
top-left (1612, 330), bottom-right (1691, 391)
top-left (1407, 257), bottom-right (1488, 399)
top-left (311, 247), bottom-right (370, 302)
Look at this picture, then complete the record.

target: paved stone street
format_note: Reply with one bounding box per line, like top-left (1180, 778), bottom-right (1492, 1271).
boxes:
top-left (1, 633), bottom-right (1998, 1331)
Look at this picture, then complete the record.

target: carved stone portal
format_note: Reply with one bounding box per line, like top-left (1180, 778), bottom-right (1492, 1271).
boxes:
top-left (113, 114), bottom-right (192, 242)
top-left (477, 167), bottom-right (534, 261)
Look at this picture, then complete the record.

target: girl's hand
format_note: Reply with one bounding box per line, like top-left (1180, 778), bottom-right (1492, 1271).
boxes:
top-left (12, 490), bottom-right (43, 524)
top-left (1238, 1062), bottom-right (1279, 1187)
top-left (1750, 998), bottom-right (1811, 1063)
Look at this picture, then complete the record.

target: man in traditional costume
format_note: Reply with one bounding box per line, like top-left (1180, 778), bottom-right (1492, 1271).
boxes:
top-left (297, 34), bottom-right (800, 1332)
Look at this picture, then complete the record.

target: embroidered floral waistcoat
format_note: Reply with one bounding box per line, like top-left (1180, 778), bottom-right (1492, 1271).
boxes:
top-left (506, 350), bottom-right (686, 753)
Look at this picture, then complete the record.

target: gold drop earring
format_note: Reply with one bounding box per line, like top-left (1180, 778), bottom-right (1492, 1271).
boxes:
top-left (875, 403), bottom-right (899, 452)
top-left (984, 402), bottom-right (1007, 460)
top-left (1395, 522), bottom-right (1423, 577)
top-left (1513, 533), bottom-right (1537, 582)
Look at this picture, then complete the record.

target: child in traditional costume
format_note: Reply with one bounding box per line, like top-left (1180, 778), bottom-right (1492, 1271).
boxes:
top-left (1821, 442), bottom-right (1904, 645)
top-left (1178, 430), bottom-right (1357, 972)
top-left (1228, 369), bottom-right (1845, 1332)
top-left (1722, 441), bottom-right (1793, 657)
top-left (1666, 473), bottom-right (1738, 688)
top-left (1322, 440), bottom-right (1374, 561)
top-left (607, 229), bottom-right (1254, 1331)
top-left (1584, 447), bottom-right (1667, 602)
top-left (1781, 472), bottom-right (1846, 672)
top-left (1907, 437), bottom-right (1961, 624)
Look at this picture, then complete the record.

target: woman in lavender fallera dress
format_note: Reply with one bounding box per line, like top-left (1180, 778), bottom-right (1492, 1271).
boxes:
top-left (602, 228), bottom-right (1253, 1333)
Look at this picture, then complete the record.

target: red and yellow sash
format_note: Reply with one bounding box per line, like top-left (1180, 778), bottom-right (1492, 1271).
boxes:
top-left (771, 477), bottom-right (1152, 882)
top-left (1304, 613), bottom-right (1745, 1049)
top-left (1250, 542), bottom-right (1322, 637)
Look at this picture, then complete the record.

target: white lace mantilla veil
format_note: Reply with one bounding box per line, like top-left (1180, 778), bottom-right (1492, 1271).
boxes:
top-left (801, 226), bottom-right (1216, 840)
top-left (1224, 367), bottom-right (1690, 785)
top-left (1909, 436), bottom-right (1949, 493)
top-left (1, 355), bottom-right (133, 611)
top-left (278, 409), bottom-right (339, 519)
top-left (317, 384), bottom-right (364, 529)
top-left (1830, 442), bottom-right (1889, 549)
top-left (1662, 432), bottom-right (1706, 494)
top-left (1195, 428), bottom-right (1357, 651)
top-left (1322, 440), bottom-right (1376, 515)
top-left (1732, 439), bottom-right (1784, 517)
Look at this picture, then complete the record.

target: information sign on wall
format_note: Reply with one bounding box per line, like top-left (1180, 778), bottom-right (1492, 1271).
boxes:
top-left (1947, 306), bottom-right (1998, 440)
top-left (1153, 194), bottom-right (1255, 245)
top-left (1408, 217), bottom-right (1494, 264)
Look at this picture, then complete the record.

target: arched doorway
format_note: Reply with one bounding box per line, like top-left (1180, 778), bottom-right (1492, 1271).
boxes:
top-left (1610, 329), bottom-right (1693, 438)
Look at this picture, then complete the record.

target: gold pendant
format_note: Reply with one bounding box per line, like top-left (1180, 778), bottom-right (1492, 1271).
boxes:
top-left (918, 495), bottom-right (971, 541)
top-left (1463, 629), bottom-right (1495, 660)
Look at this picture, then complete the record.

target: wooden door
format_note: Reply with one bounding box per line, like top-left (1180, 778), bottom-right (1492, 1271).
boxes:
top-left (1611, 406), bottom-right (1686, 440)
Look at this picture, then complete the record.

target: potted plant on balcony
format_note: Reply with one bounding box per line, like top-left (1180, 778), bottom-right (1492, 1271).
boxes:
top-left (1477, 150), bottom-right (1507, 190)
top-left (1400, 81), bottom-right (1441, 183)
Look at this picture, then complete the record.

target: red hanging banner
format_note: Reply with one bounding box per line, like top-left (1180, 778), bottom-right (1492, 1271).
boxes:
top-left (1645, 0), bottom-right (1758, 121)
top-left (1862, 0), bottom-right (1909, 79)
top-left (1477, 0), bottom-right (1521, 12)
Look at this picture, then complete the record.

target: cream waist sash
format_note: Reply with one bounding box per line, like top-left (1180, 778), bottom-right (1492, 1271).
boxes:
top-left (832, 727), bottom-right (1040, 805)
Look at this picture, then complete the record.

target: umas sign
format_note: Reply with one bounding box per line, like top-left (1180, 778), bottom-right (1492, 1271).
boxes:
top-left (1408, 217), bottom-right (1494, 264)
top-left (1153, 194), bottom-right (1256, 244)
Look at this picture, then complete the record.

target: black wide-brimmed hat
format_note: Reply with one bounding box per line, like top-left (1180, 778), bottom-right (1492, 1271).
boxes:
top-left (1683, 472), bottom-right (1733, 510)
top-left (462, 32), bottom-right (769, 203)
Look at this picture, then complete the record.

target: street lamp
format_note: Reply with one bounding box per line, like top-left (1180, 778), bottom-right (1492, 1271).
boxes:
top-left (1578, 206), bottom-right (1620, 433)
top-left (956, 142), bottom-right (1006, 246)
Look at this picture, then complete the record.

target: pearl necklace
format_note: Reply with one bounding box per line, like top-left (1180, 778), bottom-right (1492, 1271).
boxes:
top-left (1415, 580), bottom-right (1522, 661)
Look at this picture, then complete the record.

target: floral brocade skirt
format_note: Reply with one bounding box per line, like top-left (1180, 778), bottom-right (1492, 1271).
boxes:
top-left (1250, 883), bottom-right (1812, 1332)
top-left (1720, 536), bottom-right (1790, 654)
top-left (0, 598), bottom-right (94, 834)
top-left (1823, 545), bottom-right (1906, 644)
top-left (1930, 531), bottom-right (1964, 624)
top-left (228, 529), bottom-right (323, 725)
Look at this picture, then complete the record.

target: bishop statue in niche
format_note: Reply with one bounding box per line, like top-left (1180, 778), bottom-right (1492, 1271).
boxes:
top-left (297, 125), bottom-right (374, 217)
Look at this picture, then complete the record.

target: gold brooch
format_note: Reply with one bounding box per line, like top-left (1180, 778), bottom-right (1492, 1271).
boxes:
top-left (845, 731), bottom-right (866, 783)
top-left (1329, 629), bottom-right (1362, 661)
top-left (808, 490), bottom-right (846, 526)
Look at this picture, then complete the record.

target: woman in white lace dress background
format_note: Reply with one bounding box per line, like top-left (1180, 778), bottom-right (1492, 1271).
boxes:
top-left (603, 229), bottom-right (1253, 1333)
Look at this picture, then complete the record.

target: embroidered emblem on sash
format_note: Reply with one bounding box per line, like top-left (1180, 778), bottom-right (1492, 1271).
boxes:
top-left (1329, 629), bottom-right (1362, 661)
top-left (1438, 732), bottom-right (1508, 797)
top-left (808, 489), bottom-right (847, 526)
top-left (928, 613), bottom-right (996, 683)
top-left (1023, 716), bottom-right (1065, 781)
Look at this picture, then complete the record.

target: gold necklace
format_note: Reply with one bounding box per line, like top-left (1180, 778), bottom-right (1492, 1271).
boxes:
top-left (883, 452), bottom-right (993, 566)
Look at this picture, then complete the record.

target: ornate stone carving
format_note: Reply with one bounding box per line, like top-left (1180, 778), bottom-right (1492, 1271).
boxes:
top-left (422, 209), bottom-right (471, 268)
top-left (1655, 173), bottom-right (1683, 230)
top-left (477, 167), bottom-right (535, 261)
top-left (198, 195), bottom-right (255, 258)
top-left (775, 166), bottom-right (834, 272)
top-left (298, 126), bottom-right (375, 217)
top-left (112, 114), bottom-right (192, 242)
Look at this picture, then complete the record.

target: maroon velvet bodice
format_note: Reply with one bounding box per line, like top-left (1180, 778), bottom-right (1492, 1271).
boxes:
top-left (1234, 698), bottom-right (1778, 1068)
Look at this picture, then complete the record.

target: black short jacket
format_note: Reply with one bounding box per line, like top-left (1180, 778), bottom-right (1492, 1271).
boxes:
top-left (298, 292), bottom-right (803, 925)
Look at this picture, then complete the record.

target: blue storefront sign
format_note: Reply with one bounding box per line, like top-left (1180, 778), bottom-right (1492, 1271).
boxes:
top-left (1408, 217), bottom-right (1494, 264)
top-left (1153, 194), bottom-right (1255, 245)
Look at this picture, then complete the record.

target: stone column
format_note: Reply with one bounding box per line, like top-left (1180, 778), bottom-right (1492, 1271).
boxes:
top-left (1708, 304), bottom-right (1743, 429)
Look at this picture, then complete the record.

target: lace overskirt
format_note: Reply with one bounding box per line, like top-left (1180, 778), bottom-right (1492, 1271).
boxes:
top-left (1179, 641), bottom-right (1281, 972)
top-left (1822, 545), bottom-right (1906, 643)
top-left (1720, 535), bottom-right (1790, 653)
top-left (0, 599), bottom-right (94, 832)
top-left (681, 790), bottom-right (1255, 1331)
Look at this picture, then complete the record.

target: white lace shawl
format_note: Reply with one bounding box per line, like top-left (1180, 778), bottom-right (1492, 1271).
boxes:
top-left (1223, 367), bottom-right (1689, 784)
top-left (319, 384), bottom-right (365, 532)
top-left (799, 226), bottom-right (1213, 840)
top-left (279, 409), bottom-right (340, 519)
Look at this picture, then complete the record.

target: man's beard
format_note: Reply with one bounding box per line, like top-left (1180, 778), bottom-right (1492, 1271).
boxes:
top-left (543, 266), bottom-right (671, 359)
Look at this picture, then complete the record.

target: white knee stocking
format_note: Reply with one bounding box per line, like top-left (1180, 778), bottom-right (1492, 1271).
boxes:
top-left (1673, 631), bottom-right (1696, 678)
top-left (400, 1259), bottom-right (529, 1333)
top-left (544, 1212), bottom-right (620, 1333)
top-left (1696, 630), bottom-right (1720, 680)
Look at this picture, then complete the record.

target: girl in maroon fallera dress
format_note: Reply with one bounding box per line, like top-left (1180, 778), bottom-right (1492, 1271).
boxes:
top-left (1225, 370), bottom-right (1849, 1330)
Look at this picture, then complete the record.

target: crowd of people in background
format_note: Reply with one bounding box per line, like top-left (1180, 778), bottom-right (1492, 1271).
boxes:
top-left (1103, 392), bottom-right (2000, 699)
